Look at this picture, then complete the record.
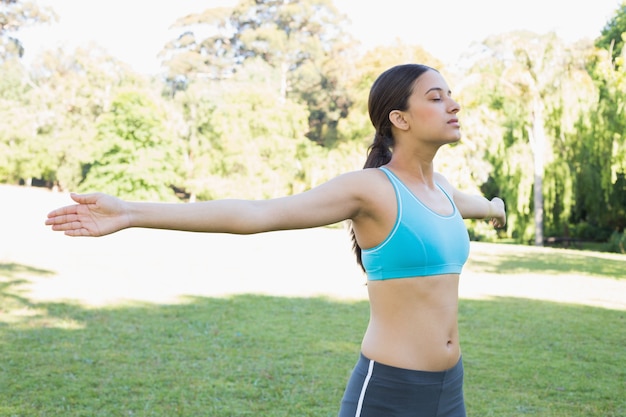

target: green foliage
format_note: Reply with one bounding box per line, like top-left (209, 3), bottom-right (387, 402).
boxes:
top-left (178, 58), bottom-right (317, 200)
top-left (79, 90), bottom-right (183, 201)
top-left (0, 58), bottom-right (64, 186)
top-left (0, 44), bottom-right (156, 191)
top-left (596, 2), bottom-right (626, 61)
top-left (162, 0), bottom-right (347, 83)
top-left (607, 230), bottom-right (626, 253)
top-left (463, 31), bottom-right (621, 244)
top-left (543, 159), bottom-right (574, 236)
top-left (462, 55), bottom-right (535, 242)
top-left (566, 47), bottom-right (626, 234)
top-left (162, 0), bottom-right (353, 145)
top-left (608, 172), bottom-right (626, 231)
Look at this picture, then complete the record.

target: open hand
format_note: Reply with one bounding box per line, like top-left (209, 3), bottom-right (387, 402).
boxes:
top-left (45, 193), bottom-right (131, 237)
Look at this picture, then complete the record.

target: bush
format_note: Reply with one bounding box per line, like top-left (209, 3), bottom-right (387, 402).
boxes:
top-left (571, 222), bottom-right (613, 242)
top-left (607, 231), bottom-right (626, 254)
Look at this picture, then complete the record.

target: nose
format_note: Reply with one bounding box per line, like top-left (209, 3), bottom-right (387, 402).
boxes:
top-left (449, 98), bottom-right (461, 114)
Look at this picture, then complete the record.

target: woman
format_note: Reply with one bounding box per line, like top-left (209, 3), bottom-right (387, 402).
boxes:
top-left (46, 64), bottom-right (506, 417)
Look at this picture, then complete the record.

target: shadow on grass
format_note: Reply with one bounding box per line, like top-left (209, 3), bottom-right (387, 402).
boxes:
top-left (1, 294), bottom-right (624, 417)
top-left (0, 262), bottom-right (55, 280)
top-left (0, 262), bottom-right (55, 312)
top-left (467, 248), bottom-right (626, 279)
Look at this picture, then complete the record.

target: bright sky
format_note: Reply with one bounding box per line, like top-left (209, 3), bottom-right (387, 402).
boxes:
top-left (20, 0), bottom-right (623, 74)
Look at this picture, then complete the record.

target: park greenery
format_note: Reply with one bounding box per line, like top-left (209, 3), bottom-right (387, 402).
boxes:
top-left (1, 0), bottom-right (626, 251)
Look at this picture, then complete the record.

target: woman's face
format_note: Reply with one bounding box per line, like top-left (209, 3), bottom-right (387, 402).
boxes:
top-left (401, 70), bottom-right (462, 145)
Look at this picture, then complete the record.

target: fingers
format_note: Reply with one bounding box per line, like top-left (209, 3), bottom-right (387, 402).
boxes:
top-left (45, 202), bottom-right (85, 232)
top-left (46, 193), bottom-right (94, 224)
top-left (45, 193), bottom-right (113, 237)
top-left (46, 215), bottom-right (80, 230)
top-left (45, 215), bottom-right (94, 236)
top-left (46, 204), bottom-right (77, 220)
top-left (491, 217), bottom-right (506, 228)
top-left (47, 216), bottom-right (76, 228)
top-left (70, 192), bottom-right (99, 205)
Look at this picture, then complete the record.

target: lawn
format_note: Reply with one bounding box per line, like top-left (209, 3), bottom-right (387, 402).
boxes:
top-left (1, 185), bottom-right (625, 416)
top-left (1, 281), bottom-right (624, 416)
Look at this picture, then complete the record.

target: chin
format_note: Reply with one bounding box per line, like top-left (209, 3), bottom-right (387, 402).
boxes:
top-left (445, 135), bottom-right (462, 145)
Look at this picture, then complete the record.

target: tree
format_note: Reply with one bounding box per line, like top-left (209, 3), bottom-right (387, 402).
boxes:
top-left (0, 58), bottom-right (38, 184)
top-left (465, 31), bottom-right (596, 244)
top-left (178, 58), bottom-right (318, 200)
top-left (1, 44), bottom-right (151, 190)
top-left (162, 0), bottom-right (347, 88)
top-left (0, 0), bottom-right (56, 60)
top-left (79, 90), bottom-right (184, 201)
top-left (596, 1), bottom-right (626, 62)
top-left (571, 38), bottom-right (626, 237)
top-left (160, 0), bottom-right (352, 145)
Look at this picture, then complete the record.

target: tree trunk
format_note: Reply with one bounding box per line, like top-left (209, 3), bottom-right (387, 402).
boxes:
top-left (533, 173), bottom-right (544, 246)
top-left (528, 100), bottom-right (546, 246)
top-left (279, 61), bottom-right (289, 104)
top-left (186, 102), bottom-right (198, 203)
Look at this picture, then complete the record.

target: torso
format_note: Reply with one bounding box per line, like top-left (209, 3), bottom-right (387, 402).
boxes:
top-left (361, 274), bottom-right (461, 371)
top-left (351, 167), bottom-right (465, 371)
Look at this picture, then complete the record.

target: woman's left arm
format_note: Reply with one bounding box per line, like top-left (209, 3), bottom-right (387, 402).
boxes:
top-left (436, 174), bottom-right (506, 228)
top-left (455, 192), bottom-right (506, 228)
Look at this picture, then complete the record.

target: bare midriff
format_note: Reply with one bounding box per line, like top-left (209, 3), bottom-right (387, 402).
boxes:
top-left (360, 273), bottom-right (461, 372)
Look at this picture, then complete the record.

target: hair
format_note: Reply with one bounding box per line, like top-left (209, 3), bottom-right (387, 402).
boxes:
top-left (351, 63), bottom-right (437, 271)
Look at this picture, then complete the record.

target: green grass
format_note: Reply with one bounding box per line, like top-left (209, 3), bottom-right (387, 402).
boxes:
top-left (1, 290), bottom-right (362, 417)
top-left (467, 242), bottom-right (626, 280)
top-left (460, 298), bottom-right (625, 416)
top-left (1, 242), bottom-right (625, 417)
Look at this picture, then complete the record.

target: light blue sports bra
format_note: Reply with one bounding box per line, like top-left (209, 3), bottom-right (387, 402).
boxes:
top-left (361, 167), bottom-right (470, 280)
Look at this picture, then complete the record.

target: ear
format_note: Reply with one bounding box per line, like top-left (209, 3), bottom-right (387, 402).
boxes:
top-left (389, 110), bottom-right (409, 131)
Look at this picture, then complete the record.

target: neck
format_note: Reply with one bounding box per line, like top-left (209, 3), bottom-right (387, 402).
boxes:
top-left (387, 141), bottom-right (439, 178)
top-left (386, 158), bottom-right (437, 188)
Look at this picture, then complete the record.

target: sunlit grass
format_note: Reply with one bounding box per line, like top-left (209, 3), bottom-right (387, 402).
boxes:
top-left (467, 242), bottom-right (626, 280)
top-left (460, 297), bottom-right (625, 416)
top-left (1, 244), bottom-right (625, 416)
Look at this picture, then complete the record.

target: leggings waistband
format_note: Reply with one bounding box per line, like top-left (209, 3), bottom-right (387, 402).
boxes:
top-left (356, 353), bottom-right (464, 384)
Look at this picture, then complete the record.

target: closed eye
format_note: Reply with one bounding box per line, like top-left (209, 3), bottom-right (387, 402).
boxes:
top-left (425, 87), bottom-right (452, 100)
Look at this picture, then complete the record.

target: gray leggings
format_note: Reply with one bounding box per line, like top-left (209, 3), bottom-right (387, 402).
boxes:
top-left (338, 353), bottom-right (466, 417)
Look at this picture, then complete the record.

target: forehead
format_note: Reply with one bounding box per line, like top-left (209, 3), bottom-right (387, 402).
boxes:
top-left (412, 70), bottom-right (450, 94)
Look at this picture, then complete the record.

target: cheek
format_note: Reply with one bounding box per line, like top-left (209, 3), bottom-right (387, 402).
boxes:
top-left (413, 107), bottom-right (440, 126)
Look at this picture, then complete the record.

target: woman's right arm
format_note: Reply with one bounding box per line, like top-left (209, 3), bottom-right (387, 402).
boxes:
top-left (45, 171), bottom-right (376, 237)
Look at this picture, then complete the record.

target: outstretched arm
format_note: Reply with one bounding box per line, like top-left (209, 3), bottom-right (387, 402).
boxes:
top-left (454, 192), bottom-right (506, 228)
top-left (46, 172), bottom-right (367, 237)
top-left (434, 173), bottom-right (506, 228)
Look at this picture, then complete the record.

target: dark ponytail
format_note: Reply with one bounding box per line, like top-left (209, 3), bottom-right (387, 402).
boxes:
top-left (364, 131), bottom-right (393, 169)
top-left (350, 132), bottom-right (393, 270)
top-left (350, 63), bottom-right (435, 272)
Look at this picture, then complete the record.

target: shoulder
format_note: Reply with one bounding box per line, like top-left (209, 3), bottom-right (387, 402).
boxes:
top-left (333, 167), bottom-right (389, 186)
top-left (346, 167), bottom-right (391, 193)
top-left (305, 168), bottom-right (390, 204)
top-left (434, 172), bottom-right (456, 195)
top-left (327, 168), bottom-right (390, 195)
top-left (334, 167), bottom-right (395, 215)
